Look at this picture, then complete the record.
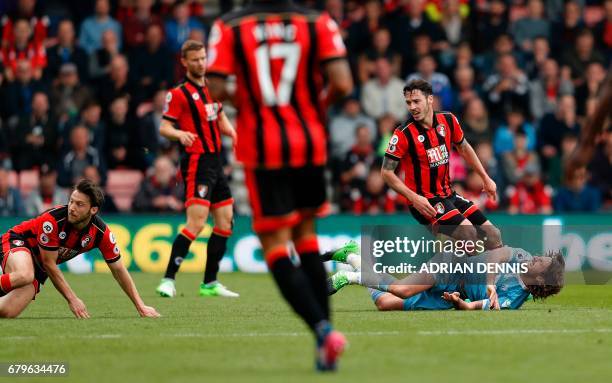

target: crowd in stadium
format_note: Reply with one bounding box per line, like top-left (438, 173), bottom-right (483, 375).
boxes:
top-left (0, 0), bottom-right (610, 217)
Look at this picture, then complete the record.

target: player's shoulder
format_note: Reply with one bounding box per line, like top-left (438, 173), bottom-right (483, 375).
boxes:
top-left (395, 116), bottom-right (418, 133)
top-left (90, 214), bottom-right (108, 235)
top-left (219, 2), bottom-right (321, 26)
top-left (39, 205), bottom-right (68, 223)
top-left (436, 110), bottom-right (457, 120)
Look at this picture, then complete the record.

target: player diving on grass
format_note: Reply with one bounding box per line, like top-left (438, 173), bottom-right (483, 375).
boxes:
top-left (325, 244), bottom-right (565, 311)
top-left (0, 179), bottom-right (160, 318)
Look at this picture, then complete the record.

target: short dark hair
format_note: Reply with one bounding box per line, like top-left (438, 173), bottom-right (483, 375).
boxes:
top-left (403, 79), bottom-right (433, 97)
top-left (526, 251), bottom-right (565, 300)
top-left (181, 39), bottom-right (205, 58)
top-left (75, 179), bottom-right (105, 208)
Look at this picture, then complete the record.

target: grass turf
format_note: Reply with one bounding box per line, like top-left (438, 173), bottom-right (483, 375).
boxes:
top-left (2, 272), bottom-right (611, 383)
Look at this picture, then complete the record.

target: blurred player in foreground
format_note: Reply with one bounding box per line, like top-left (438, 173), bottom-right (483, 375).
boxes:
top-left (0, 179), bottom-right (160, 318)
top-left (328, 246), bottom-right (565, 311)
top-left (206, 0), bottom-right (353, 371)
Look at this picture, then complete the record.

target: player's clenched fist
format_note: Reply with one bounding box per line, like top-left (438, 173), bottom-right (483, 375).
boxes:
top-left (178, 131), bottom-right (197, 147)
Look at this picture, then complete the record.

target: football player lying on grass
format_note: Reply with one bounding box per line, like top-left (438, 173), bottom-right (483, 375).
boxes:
top-left (325, 244), bottom-right (565, 311)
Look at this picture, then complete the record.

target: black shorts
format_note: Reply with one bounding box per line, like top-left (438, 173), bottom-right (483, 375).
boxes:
top-left (409, 192), bottom-right (488, 235)
top-left (180, 153), bottom-right (233, 209)
top-left (1, 232), bottom-right (44, 297)
top-left (244, 166), bottom-right (329, 233)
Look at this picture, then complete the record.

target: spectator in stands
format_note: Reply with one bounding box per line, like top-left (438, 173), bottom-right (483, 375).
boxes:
top-left (0, 59), bottom-right (46, 123)
top-left (502, 129), bottom-right (540, 185)
top-left (329, 96), bottom-right (376, 164)
top-left (494, 108), bottom-right (536, 156)
top-left (81, 165), bottom-right (117, 213)
top-left (138, 89), bottom-right (171, 168)
top-left (407, 55), bottom-right (453, 110)
top-left (529, 58), bottom-right (574, 121)
top-left (524, 36), bottom-right (550, 80)
top-left (451, 65), bottom-right (479, 113)
top-left (45, 19), bottom-right (88, 82)
top-left (473, 0), bottom-right (509, 54)
top-left (164, 0), bottom-right (205, 54)
top-left (0, 167), bottom-right (25, 217)
top-left (474, 33), bottom-right (522, 80)
top-left (339, 125), bottom-right (377, 211)
top-left (129, 24), bottom-right (173, 101)
top-left (71, 100), bottom-right (105, 155)
top-left (346, 0), bottom-right (386, 59)
top-left (482, 53), bottom-right (529, 122)
top-left (0, 18), bottom-right (46, 81)
top-left (588, 131), bottom-right (612, 206)
top-left (357, 27), bottom-right (401, 83)
top-left (554, 166), bottom-right (601, 212)
top-left (23, 165), bottom-right (68, 216)
top-left (551, 0), bottom-right (585, 54)
top-left (462, 170), bottom-right (499, 213)
top-left (575, 61), bottom-right (607, 118)
top-left (439, 0), bottom-right (469, 47)
top-left (11, 92), bottom-right (58, 171)
top-left (132, 156), bottom-right (183, 213)
top-left (361, 57), bottom-right (407, 121)
top-left (547, 133), bottom-right (579, 188)
top-left (546, 0), bottom-right (584, 22)
top-left (351, 160), bottom-right (396, 215)
top-left (375, 114), bottom-right (397, 156)
top-left (507, 163), bottom-right (553, 215)
top-left (89, 29), bottom-right (121, 82)
top-left (121, 0), bottom-right (164, 50)
top-left (461, 97), bottom-right (491, 146)
top-left (97, 55), bottom-right (134, 112)
top-left (1, 0), bottom-right (48, 50)
top-left (594, 0), bottom-right (612, 56)
top-left (538, 95), bottom-right (580, 163)
top-left (58, 125), bottom-right (106, 187)
top-left (104, 96), bottom-right (134, 169)
top-left (78, 0), bottom-right (123, 55)
top-left (511, 0), bottom-right (550, 52)
top-left (475, 141), bottom-right (503, 191)
top-left (50, 63), bottom-right (92, 125)
top-left (562, 29), bottom-right (605, 85)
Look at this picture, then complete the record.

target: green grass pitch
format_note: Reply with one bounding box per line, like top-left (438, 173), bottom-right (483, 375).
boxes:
top-left (2, 272), bottom-right (611, 383)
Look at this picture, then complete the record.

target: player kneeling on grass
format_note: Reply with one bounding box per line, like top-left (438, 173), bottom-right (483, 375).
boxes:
top-left (0, 179), bottom-right (160, 319)
top-left (327, 245), bottom-right (564, 311)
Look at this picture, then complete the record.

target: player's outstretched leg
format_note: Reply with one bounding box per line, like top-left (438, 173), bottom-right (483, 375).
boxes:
top-left (321, 240), bottom-right (361, 270)
top-left (327, 270), bottom-right (361, 295)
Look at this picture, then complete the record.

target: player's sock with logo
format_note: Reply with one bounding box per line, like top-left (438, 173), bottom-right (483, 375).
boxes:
top-left (164, 228), bottom-right (196, 279)
top-left (0, 274), bottom-right (13, 295)
top-left (295, 236), bottom-right (330, 319)
top-left (203, 228), bottom-right (231, 284)
top-left (266, 246), bottom-right (326, 331)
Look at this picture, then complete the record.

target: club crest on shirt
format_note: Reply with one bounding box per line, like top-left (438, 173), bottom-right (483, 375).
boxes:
top-left (12, 239), bottom-right (24, 246)
top-left (198, 185), bottom-right (208, 198)
top-left (434, 202), bottom-right (445, 214)
top-left (436, 124), bottom-right (446, 137)
top-left (81, 235), bottom-right (91, 248)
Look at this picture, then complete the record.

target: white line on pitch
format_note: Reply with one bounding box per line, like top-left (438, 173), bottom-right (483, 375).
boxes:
top-left (418, 328), bottom-right (612, 336)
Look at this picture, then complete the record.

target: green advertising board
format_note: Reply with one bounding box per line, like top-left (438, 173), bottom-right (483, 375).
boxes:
top-left (0, 213), bottom-right (610, 273)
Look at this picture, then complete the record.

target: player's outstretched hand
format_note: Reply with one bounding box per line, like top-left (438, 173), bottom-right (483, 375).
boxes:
top-left (486, 284), bottom-right (500, 310)
top-left (442, 292), bottom-right (468, 309)
top-left (482, 177), bottom-right (497, 202)
top-left (69, 298), bottom-right (90, 319)
top-left (138, 305), bottom-right (161, 318)
top-left (178, 131), bottom-right (197, 147)
top-left (413, 195), bottom-right (437, 219)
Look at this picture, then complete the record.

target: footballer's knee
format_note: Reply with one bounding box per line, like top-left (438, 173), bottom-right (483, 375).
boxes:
top-left (375, 296), bottom-right (397, 311)
top-left (482, 224), bottom-right (502, 249)
top-left (0, 306), bottom-right (19, 318)
top-left (453, 223), bottom-right (478, 243)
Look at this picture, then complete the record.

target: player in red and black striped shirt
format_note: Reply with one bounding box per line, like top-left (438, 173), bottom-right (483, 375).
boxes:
top-left (206, 0), bottom-right (353, 371)
top-left (156, 40), bottom-right (239, 299)
top-left (382, 79), bottom-right (502, 249)
top-left (0, 180), bottom-right (159, 318)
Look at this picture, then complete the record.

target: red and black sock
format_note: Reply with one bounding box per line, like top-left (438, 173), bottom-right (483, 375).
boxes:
top-left (295, 236), bottom-right (330, 320)
top-left (164, 228), bottom-right (195, 280)
top-left (203, 227), bottom-right (231, 284)
top-left (267, 247), bottom-right (326, 331)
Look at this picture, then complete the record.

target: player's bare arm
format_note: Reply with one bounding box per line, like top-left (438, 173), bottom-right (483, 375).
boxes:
top-left (381, 156), bottom-right (437, 219)
top-left (107, 260), bottom-right (160, 318)
top-left (218, 110), bottom-right (237, 145)
top-left (442, 292), bottom-right (488, 310)
top-left (455, 139), bottom-right (497, 201)
top-left (323, 59), bottom-right (353, 105)
top-left (39, 247), bottom-right (90, 319)
top-left (159, 119), bottom-right (196, 147)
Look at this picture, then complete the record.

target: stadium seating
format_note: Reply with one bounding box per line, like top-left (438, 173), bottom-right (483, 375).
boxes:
top-left (105, 170), bottom-right (144, 212)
